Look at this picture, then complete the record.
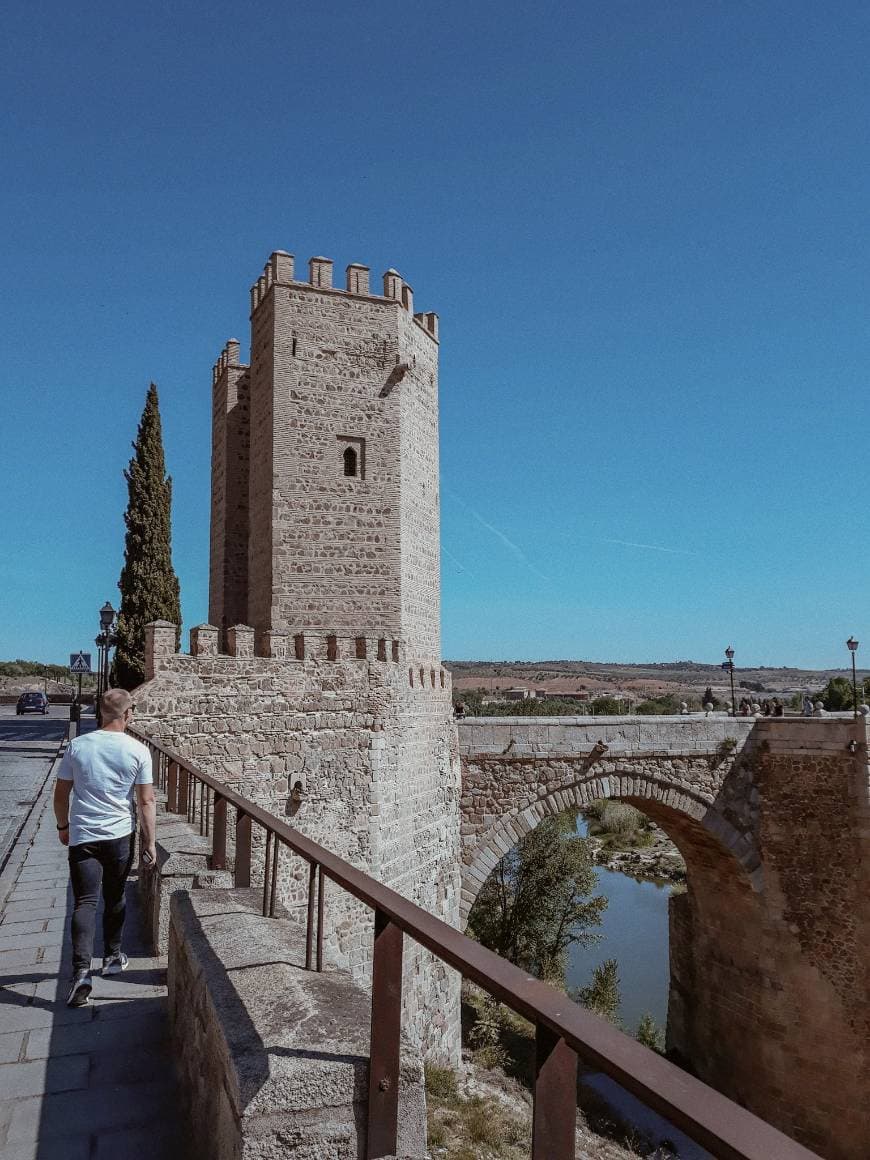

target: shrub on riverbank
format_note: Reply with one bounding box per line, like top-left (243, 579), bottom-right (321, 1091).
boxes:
top-left (432, 989), bottom-right (675, 1158)
top-left (585, 800), bottom-right (654, 848)
top-left (467, 813), bottom-right (607, 987)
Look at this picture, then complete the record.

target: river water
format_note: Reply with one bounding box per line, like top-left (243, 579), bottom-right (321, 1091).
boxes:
top-left (565, 861), bottom-right (673, 1032)
top-left (565, 821), bottom-right (712, 1159)
top-left (566, 818), bottom-right (673, 1032)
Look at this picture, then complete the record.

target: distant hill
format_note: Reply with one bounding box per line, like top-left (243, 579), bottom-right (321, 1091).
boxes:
top-left (444, 658), bottom-right (862, 703)
top-left (0, 659), bottom-right (96, 695)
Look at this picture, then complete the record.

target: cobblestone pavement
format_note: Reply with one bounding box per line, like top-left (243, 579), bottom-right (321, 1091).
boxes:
top-left (0, 709), bottom-right (68, 872)
top-left (0, 730), bottom-right (187, 1159)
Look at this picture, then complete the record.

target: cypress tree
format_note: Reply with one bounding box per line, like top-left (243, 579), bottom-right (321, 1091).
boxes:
top-left (113, 383), bottom-right (181, 689)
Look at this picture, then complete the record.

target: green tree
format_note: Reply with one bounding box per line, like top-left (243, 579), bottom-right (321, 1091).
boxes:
top-left (590, 696), bottom-right (623, 715)
top-left (468, 813), bottom-right (607, 987)
top-left (816, 676), bottom-right (855, 711)
top-left (636, 1012), bottom-right (665, 1052)
top-left (113, 384), bottom-right (181, 689)
top-left (575, 958), bottom-right (621, 1025)
top-left (635, 693), bottom-right (683, 715)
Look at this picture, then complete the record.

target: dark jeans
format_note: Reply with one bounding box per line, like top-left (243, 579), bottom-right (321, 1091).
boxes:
top-left (68, 834), bottom-right (135, 973)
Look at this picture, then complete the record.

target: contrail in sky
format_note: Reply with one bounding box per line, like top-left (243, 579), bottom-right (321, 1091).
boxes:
top-left (442, 545), bottom-right (474, 577)
top-left (603, 538), bottom-right (699, 556)
top-left (447, 490), bottom-right (551, 582)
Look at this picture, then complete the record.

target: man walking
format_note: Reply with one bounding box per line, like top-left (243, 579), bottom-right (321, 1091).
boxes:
top-left (53, 688), bottom-right (156, 1007)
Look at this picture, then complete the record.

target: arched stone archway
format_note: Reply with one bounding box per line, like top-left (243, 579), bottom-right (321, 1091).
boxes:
top-left (460, 762), bottom-right (760, 924)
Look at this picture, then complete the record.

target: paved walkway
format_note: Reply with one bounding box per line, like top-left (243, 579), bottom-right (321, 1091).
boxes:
top-left (0, 737), bottom-right (186, 1159)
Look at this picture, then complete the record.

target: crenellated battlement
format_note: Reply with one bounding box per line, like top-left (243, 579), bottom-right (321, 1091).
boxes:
top-left (146, 620), bottom-right (449, 693)
top-left (247, 249), bottom-right (439, 341)
top-left (210, 338), bottom-right (247, 386)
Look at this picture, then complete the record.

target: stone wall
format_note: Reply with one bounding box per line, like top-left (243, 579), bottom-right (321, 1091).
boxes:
top-left (397, 303), bottom-right (441, 659)
top-left (136, 632), bottom-right (461, 1063)
top-left (209, 340), bottom-right (249, 642)
top-left (169, 887), bottom-right (426, 1160)
top-left (247, 273), bottom-right (276, 638)
top-left (669, 718), bottom-right (870, 1160)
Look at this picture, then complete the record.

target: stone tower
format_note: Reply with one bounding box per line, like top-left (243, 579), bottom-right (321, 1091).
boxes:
top-left (141, 250), bottom-right (460, 1060)
top-left (209, 252), bottom-right (442, 664)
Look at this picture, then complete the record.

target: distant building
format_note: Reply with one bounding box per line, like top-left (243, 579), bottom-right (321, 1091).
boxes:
top-left (503, 687), bottom-right (532, 701)
top-left (535, 689), bottom-right (591, 702)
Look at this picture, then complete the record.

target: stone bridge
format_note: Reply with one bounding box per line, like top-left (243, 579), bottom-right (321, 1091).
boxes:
top-left (457, 713), bottom-right (870, 1158)
top-left (457, 714), bottom-right (761, 920)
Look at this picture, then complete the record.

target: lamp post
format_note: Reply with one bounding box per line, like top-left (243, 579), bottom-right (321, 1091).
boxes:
top-left (722, 646), bottom-right (736, 717)
top-left (96, 602), bottom-right (117, 724)
top-left (847, 636), bottom-right (859, 721)
top-left (94, 635), bottom-right (105, 720)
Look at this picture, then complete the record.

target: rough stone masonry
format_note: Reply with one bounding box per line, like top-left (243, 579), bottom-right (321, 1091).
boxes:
top-left (136, 252), bottom-right (461, 1061)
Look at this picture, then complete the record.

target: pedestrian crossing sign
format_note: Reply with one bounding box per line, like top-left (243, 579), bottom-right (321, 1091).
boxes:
top-left (69, 652), bottom-right (92, 674)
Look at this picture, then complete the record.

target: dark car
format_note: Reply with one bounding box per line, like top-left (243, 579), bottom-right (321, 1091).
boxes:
top-left (16, 692), bottom-right (49, 715)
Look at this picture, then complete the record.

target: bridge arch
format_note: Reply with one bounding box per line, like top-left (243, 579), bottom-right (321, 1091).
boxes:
top-left (459, 760), bottom-right (762, 925)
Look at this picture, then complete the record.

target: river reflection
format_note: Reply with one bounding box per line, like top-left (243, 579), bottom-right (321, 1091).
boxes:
top-left (567, 823), bottom-right (710, 1158)
top-left (566, 819), bottom-right (672, 1032)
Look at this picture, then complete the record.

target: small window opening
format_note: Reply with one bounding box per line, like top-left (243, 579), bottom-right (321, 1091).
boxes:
top-left (409, 668), bottom-right (414, 687)
top-left (327, 635), bottom-right (338, 661)
top-left (355, 637), bottom-right (367, 659)
top-left (377, 638), bottom-right (387, 661)
top-left (292, 337), bottom-right (298, 357)
top-left (343, 447), bottom-right (358, 477)
top-left (391, 640), bottom-right (400, 662)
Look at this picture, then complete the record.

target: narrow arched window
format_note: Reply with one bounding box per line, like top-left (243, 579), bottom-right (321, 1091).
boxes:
top-left (343, 446), bottom-right (357, 477)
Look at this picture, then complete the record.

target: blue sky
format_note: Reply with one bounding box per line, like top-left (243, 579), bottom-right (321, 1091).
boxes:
top-left (1, 1), bottom-right (868, 669)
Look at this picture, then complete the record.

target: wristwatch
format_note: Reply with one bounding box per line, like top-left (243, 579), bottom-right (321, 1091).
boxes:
top-left (56, 823), bottom-right (69, 831)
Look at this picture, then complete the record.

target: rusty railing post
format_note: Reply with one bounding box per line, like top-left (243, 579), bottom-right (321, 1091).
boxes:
top-left (366, 909), bottom-right (403, 1159)
top-left (212, 795), bottom-right (227, 869)
top-left (262, 832), bottom-right (273, 916)
top-left (532, 1025), bottom-right (578, 1160)
top-left (316, 865), bottom-right (325, 972)
top-left (177, 764), bottom-right (189, 816)
top-left (167, 760), bottom-right (178, 812)
top-left (235, 810), bottom-right (252, 887)
top-left (268, 840), bottom-right (279, 917)
top-left (305, 861), bottom-right (317, 969)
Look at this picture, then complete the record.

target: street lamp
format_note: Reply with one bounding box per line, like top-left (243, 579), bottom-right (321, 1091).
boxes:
top-left (722, 646), bottom-right (736, 717)
top-left (95, 602), bottom-right (117, 723)
top-left (847, 637), bottom-right (859, 721)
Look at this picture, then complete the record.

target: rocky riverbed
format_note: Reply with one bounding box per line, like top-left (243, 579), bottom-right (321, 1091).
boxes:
top-left (586, 825), bottom-right (686, 886)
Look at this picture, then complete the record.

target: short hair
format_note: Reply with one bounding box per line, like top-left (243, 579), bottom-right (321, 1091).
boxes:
top-left (102, 688), bottom-right (134, 724)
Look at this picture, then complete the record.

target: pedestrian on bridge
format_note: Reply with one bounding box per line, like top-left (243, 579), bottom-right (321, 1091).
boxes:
top-left (53, 689), bottom-right (157, 1007)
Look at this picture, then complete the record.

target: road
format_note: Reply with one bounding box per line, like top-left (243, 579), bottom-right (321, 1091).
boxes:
top-left (0, 706), bottom-right (70, 872)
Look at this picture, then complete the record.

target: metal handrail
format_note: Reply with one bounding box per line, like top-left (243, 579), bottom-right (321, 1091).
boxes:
top-left (131, 726), bottom-right (819, 1160)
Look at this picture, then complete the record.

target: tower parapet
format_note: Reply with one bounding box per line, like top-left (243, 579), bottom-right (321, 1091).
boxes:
top-left (227, 247), bottom-right (442, 661)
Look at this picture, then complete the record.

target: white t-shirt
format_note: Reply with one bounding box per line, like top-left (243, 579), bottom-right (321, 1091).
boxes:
top-left (57, 730), bottom-right (153, 845)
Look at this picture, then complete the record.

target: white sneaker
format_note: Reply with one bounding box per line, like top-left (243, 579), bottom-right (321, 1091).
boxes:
top-left (67, 971), bottom-right (93, 1007)
top-left (102, 952), bottom-right (129, 975)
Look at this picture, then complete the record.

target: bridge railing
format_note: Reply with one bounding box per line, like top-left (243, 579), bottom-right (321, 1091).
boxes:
top-left (131, 726), bottom-right (818, 1160)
